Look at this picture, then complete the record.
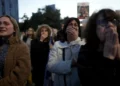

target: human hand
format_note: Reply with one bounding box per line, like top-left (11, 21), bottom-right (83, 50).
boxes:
top-left (66, 26), bottom-right (79, 41)
top-left (40, 34), bottom-right (48, 41)
top-left (71, 59), bottom-right (77, 67)
top-left (103, 27), bottom-right (119, 60)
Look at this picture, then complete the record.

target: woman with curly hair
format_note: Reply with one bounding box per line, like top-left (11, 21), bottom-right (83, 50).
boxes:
top-left (30, 24), bottom-right (51, 86)
top-left (78, 8), bottom-right (120, 86)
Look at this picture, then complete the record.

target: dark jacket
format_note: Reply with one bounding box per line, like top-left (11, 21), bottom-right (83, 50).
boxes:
top-left (77, 44), bottom-right (120, 86)
top-left (30, 39), bottom-right (50, 85)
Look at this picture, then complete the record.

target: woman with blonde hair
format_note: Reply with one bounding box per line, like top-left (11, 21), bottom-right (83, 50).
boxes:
top-left (0, 15), bottom-right (31, 86)
top-left (30, 24), bottom-right (51, 86)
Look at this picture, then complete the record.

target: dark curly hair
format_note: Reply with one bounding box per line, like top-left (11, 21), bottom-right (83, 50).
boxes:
top-left (62, 17), bottom-right (81, 42)
top-left (84, 8), bottom-right (120, 50)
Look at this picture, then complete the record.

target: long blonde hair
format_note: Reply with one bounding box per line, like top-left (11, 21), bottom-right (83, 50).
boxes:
top-left (0, 15), bottom-right (20, 42)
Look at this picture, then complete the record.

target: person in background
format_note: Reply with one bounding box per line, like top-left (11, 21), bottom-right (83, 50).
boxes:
top-left (77, 8), bottom-right (120, 86)
top-left (0, 15), bottom-right (31, 86)
top-left (81, 18), bottom-right (88, 38)
top-left (56, 29), bottom-right (65, 42)
top-left (30, 24), bottom-right (51, 86)
top-left (20, 31), bottom-right (26, 40)
top-left (51, 28), bottom-right (58, 43)
top-left (20, 28), bottom-right (35, 86)
top-left (47, 17), bottom-right (85, 86)
top-left (23, 27), bottom-right (35, 48)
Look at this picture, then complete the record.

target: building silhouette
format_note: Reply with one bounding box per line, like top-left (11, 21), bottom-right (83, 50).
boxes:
top-left (0, 0), bottom-right (19, 21)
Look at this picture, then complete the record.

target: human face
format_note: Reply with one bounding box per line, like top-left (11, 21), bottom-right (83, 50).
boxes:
top-left (27, 28), bottom-right (33, 35)
top-left (96, 14), bottom-right (117, 42)
top-left (66, 20), bottom-right (79, 41)
top-left (68, 20), bottom-right (79, 30)
top-left (0, 17), bottom-right (15, 37)
top-left (40, 27), bottom-right (48, 39)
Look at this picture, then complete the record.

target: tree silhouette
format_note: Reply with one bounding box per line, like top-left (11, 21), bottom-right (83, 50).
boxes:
top-left (19, 5), bottom-right (70, 32)
top-left (28, 5), bottom-right (61, 31)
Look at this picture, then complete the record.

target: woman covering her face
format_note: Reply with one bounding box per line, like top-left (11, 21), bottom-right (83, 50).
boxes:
top-left (30, 24), bottom-right (51, 86)
top-left (47, 17), bottom-right (85, 86)
top-left (0, 15), bottom-right (31, 86)
top-left (78, 8), bottom-right (120, 86)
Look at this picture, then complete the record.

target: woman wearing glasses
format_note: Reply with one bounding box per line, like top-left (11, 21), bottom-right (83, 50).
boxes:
top-left (78, 8), bottom-right (120, 86)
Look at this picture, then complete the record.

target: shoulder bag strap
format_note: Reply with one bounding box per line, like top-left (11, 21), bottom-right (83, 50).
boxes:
top-left (62, 48), bottom-right (67, 86)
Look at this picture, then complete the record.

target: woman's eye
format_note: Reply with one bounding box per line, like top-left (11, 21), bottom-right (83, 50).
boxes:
top-left (4, 22), bottom-right (9, 25)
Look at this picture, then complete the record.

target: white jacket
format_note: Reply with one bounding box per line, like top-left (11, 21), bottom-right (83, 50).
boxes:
top-left (47, 37), bottom-right (85, 86)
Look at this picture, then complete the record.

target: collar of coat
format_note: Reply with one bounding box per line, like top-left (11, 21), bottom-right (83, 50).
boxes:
top-left (54, 37), bottom-right (86, 48)
top-left (8, 36), bottom-right (20, 45)
top-left (0, 36), bottom-right (20, 45)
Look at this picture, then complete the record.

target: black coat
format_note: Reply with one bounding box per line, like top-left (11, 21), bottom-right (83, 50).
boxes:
top-left (77, 44), bottom-right (120, 86)
top-left (30, 39), bottom-right (50, 86)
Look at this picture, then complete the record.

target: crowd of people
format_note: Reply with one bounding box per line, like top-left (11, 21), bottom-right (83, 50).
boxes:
top-left (0, 8), bottom-right (120, 86)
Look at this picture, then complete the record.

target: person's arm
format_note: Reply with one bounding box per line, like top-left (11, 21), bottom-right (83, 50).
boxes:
top-left (47, 42), bottom-right (72, 74)
top-left (0, 43), bottom-right (31, 86)
top-left (71, 58), bottom-right (85, 68)
top-left (77, 45), bottom-right (95, 68)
